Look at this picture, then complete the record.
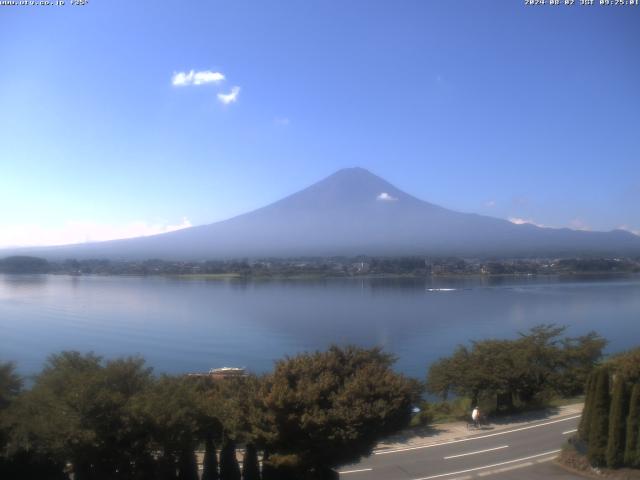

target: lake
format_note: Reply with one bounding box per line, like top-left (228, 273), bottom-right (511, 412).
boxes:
top-left (1, 274), bottom-right (639, 379)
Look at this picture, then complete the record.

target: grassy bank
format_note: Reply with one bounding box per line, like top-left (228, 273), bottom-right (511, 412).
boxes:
top-left (410, 395), bottom-right (585, 427)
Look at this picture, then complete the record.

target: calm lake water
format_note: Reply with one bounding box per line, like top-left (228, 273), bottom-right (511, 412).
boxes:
top-left (1, 274), bottom-right (639, 379)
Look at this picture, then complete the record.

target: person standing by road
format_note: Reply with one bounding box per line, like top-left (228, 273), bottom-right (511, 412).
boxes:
top-left (471, 406), bottom-right (480, 427)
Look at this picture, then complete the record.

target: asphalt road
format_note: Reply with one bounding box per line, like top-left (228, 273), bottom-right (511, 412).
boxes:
top-left (485, 460), bottom-right (585, 480)
top-left (339, 414), bottom-right (583, 480)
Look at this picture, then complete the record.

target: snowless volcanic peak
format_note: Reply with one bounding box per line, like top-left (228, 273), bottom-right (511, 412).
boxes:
top-left (4, 167), bottom-right (640, 260)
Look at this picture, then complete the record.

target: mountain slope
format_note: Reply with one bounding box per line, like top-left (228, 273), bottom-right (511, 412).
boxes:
top-left (5, 168), bottom-right (640, 259)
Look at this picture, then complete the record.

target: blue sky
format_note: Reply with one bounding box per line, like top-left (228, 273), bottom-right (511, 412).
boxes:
top-left (1, 1), bottom-right (639, 247)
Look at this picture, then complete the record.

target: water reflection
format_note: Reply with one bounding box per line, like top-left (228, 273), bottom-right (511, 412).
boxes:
top-left (1, 273), bottom-right (49, 288)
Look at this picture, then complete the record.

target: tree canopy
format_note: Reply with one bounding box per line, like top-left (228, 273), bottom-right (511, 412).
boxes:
top-left (256, 345), bottom-right (420, 477)
top-left (0, 345), bottom-right (420, 480)
top-left (426, 325), bottom-right (606, 410)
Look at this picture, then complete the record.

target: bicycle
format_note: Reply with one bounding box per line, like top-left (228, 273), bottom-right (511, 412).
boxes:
top-left (466, 413), bottom-right (487, 430)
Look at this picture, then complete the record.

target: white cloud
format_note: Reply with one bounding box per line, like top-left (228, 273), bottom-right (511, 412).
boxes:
top-left (484, 200), bottom-right (496, 208)
top-left (569, 218), bottom-right (590, 231)
top-left (172, 70), bottom-right (225, 87)
top-left (508, 217), bottom-right (547, 228)
top-left (0, 218), bottom-right (192, 248)
top-left (377, 192), bottom-right (398, 202)
top-left (217, 86), bottom-right (240, 104)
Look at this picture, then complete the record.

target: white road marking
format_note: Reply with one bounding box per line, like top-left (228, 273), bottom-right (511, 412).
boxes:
top-left (411, 449), bottom-right (561, 480)
top-left (444, 445), bottom-right (509, 460)
top-left (477, 461), bottom-right (533, 476)
top-left (375, 415), bottom-right (580, 456)
top-left (535, 456), bottom-right (558, 463)
top-left (338, 468), bottom-right (373, 474)
top-left (562, 428), bottom-right (578, 435)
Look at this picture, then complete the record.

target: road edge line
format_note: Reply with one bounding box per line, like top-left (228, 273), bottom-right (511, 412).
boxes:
top-left (375, 415), bottom-right (580, 456)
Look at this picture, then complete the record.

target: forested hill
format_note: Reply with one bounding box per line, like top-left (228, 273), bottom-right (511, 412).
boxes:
top-left (0, 256), bottom-right (50, 274)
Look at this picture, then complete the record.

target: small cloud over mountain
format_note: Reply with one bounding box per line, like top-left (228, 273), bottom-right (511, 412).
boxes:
top-left (508, 217), bottom-right (547, 228)
top-left (377, 192), bottom-right (398, 202)
top-left (569, 218), bottom-right (590, 231)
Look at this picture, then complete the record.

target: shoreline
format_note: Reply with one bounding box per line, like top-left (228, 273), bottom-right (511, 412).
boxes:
top-left (29, 271), bottom-right (640, 281)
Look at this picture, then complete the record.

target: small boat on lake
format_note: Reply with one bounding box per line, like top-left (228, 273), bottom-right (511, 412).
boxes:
top-left (187, 367), bottom-right (247, 379)
top-left (209, 367), bottom-right (246, 377)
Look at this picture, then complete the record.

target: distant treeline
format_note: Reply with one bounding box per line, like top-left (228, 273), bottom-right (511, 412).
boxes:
top-left (1, 255), bottom-right (640, 277)
top-left (0, 256), bottom-right (50, 274)
top-left (0, 326), bottom-right (612, 479)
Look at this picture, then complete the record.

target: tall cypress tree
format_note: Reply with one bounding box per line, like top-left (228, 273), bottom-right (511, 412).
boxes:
top-left (202, 438), bottom-right (219, 480)
top-left (260, 451), bottom-right (277, 480)
top-left (606, 376), bottom-right (628, 468)
top-left (242, 444), bottom-right (260, 480)
top-left (624, 384), bottom-right (640, 468)
top-left (220, 439), bottom-right (241, 480)
top-left (133, 453), bottom-right (158, 480)
top-left (587, 368), bottom-right (611, 467)
top-left (177, 449), bottom-right (199, 480)
top-left (157, 454), bottom-right (177, 480)
top-left (74, 460), bottom-right (92, 480)
top-left (579, 372), bottom-right (596, 442)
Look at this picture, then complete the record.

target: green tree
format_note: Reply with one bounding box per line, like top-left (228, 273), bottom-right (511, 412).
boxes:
top-left (130, 375), bottom-right (204, 476)
top-left (177, 448), bottom-right (199, 480)
top-left (0, 450), bottom-right (67, 480)
top-left (261, 451), bottom-right (277, 480)
top-left (424, 357), bottom-right (453, 401)
top-left (202, 437), bottom-right (219, 480)
top-left (0, 364), bottom-right (67, 479)
top-left (557, 331), bottom-right (607, 397)
top-left (242, 443), bottom-right (260, 480)
top-left (426, 349), bottom-right (473, 402)
top-left (257, 345), bottom-right (420, 478)
top-left (578, 371), bottom-right (596, 442)
top-left (200, 375), bottom-right (261, 443)
top-left (514, 325), bottom-right (567, 404)
top-left (609, 348), bottom-right (640, 383)
top-left (426, 325), bottom-right (605, 412)
top-left (0, 362), bottom-right (22, 453)
top-left (624, 384), bottom-right (640, 467)
top-left (9, 352), bottom-right (154, 479)
top-left (157, 454), bottom-right (177, 480)
top-left (220, 439), bottom-right (241, 480)
top-left (0, 362), bottom-right (22, 411)
top-left (426, 345), bottom-right (484, 404)
top-left (606, 376), bottom-right (628, 468)
top-left (587, 368), bottom-right (611, 467)
top-left (133, 453), bottom-right (157, 480)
